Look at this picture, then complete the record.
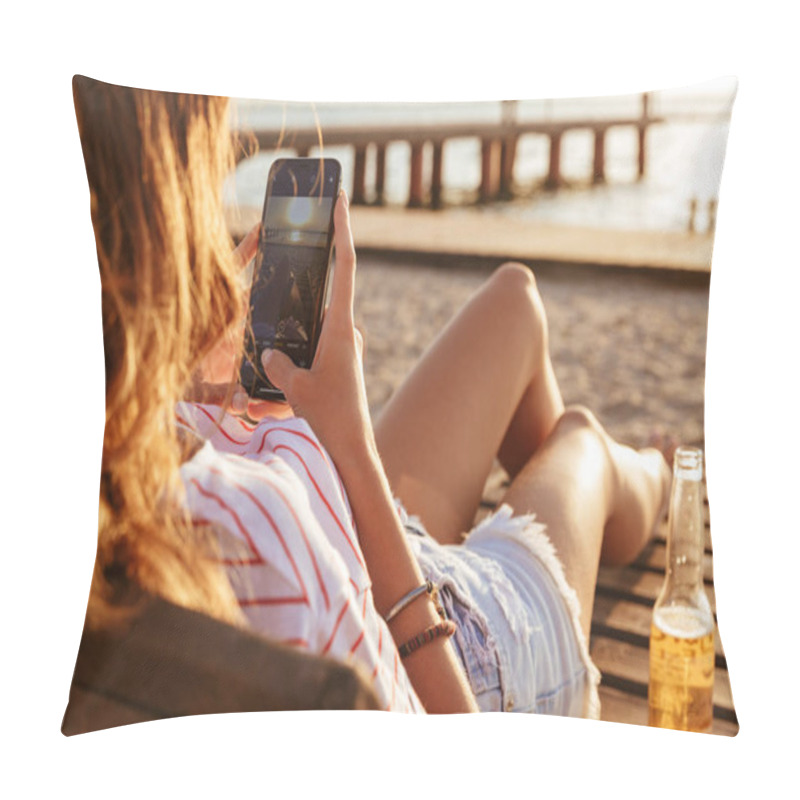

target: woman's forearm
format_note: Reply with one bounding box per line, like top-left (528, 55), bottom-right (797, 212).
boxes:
top-left (260, 194), bottom-right (476, 712)
top-left (336, 436), bottom-right (478, 714)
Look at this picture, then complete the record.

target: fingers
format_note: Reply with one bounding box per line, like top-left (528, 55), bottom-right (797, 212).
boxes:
top-left (261, 348), bottom-right (298, 394)
top-left (327, 191), bottom-right (356, 324)
top-left (233, 222), bottom-right (260, 270)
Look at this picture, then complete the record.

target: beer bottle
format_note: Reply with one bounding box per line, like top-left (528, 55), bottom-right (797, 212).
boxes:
top-left (648, 446), bottom-right (715, 732)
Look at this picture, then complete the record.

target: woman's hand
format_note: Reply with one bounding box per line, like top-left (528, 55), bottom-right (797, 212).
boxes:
top-left (261, 191), bottom-right (373, 468)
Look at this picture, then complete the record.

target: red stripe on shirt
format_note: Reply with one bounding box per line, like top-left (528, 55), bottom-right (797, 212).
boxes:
top-left (204, 467), bottom-right (313, 604)
top-left (191, 514), bottom-right (263, 566)
top-left (192, 515), bottom-right (263, 570)
top-left (272, 443), bottom-right (366, 571)
top-left (282, 638), bottom-right (309, 649)
top-left (257, 426), bottom-right (352, 526)
top-left (191, 404), bottom-right (251, 446)
top-left (256, 425), bottom-right (328, 461)
top-left (241, 468), bottom-right (332, 611)
top-left (391, 651), bottom-right (398, 711)
top-left (349, 630), bottom-right (365, 655)
top-left (175, 412), bottom-right (196, 433)
top-left (372, 627), bottom-right (383, 680)
top-left (322, 598), bottom-right (351, 655)
top-left (280, 427), bottom-right (351, 519)
top-left (189, 480), bottom-right (265, 565)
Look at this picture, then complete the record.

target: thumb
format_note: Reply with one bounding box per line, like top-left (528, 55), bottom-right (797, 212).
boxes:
top-left (261, 348), bottom-right (297, 392)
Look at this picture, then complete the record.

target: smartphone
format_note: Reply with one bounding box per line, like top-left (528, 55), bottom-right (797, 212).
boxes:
top-left (240, 157), bottom-right (342, 401)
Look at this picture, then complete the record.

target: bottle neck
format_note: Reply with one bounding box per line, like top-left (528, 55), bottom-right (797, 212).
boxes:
top-left (667, 479), bottom-right (704, 576)
top-left (663, 449), bottom-right (706, 597)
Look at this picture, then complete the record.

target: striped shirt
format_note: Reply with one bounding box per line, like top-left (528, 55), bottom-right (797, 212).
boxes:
top-left (176, 401), bottom-right (424, 713)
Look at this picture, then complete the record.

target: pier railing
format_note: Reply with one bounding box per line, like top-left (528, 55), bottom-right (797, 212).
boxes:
top-left (235, 93), bottom-right (729, 209)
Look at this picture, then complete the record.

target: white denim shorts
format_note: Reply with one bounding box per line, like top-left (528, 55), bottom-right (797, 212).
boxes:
top-left (398, 501), bottom-right (601, 718)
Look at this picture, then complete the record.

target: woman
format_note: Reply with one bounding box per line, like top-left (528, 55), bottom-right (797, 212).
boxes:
top-left (74, 75), bottom-right (670, 716)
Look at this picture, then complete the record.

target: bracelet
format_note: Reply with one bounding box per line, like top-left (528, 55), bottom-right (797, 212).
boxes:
top-left (397, 620), bottom-right (457, 659)
top-left (384, 579), bottom-right (436, 624)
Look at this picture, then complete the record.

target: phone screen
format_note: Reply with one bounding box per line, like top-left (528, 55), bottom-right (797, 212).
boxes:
top-left (241, 158), bottom-right (341, 399)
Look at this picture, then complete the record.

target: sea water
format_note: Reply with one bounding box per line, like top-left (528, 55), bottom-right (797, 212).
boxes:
top-left (228, 80), bottom-right (736, 234)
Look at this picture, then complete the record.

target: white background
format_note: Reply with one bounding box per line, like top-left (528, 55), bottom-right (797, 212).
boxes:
top-left (1, 0), bottom-right (797, 796)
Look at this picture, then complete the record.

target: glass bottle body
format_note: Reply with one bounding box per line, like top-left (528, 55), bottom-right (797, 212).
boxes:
top-left (648, 446), bottom-right (715, 732)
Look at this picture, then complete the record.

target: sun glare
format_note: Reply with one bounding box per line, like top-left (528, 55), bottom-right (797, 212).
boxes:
top-left (287, 199), bottom-right (313, 228)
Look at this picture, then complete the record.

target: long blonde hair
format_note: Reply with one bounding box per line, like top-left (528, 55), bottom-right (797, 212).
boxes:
top-left (73, 75), bottom-right (244, 629)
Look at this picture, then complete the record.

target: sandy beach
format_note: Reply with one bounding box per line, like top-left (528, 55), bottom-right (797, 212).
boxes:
top-left (354, 253), bottom-right (709, 455)
top-left (227, 202), bottom-right (710, 456)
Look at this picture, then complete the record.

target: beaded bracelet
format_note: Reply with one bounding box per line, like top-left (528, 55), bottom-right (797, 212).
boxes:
top-left (397, 619), bottom-right (457, 659)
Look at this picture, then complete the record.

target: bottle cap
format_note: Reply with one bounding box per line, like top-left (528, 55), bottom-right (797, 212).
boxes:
top-left (673, 445), bottom-right (703, 480)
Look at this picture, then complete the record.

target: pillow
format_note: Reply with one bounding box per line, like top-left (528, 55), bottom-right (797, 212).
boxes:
top-left (65, 75), bottom-right (737, 735)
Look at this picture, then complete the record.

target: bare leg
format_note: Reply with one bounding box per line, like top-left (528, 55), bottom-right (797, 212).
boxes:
top-left (500, 406), bottom-right (671, 641)
top-left (374, 263), bottom-right (564, 545)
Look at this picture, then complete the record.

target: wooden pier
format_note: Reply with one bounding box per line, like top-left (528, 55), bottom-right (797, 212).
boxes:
top-left (227, 204), bottom-right (715, 278)
top-left (237, 93), bottom-right (674, 208)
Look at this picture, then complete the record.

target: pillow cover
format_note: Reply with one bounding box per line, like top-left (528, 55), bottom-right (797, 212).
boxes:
top-left (64, 75), bottom-right (737, 735)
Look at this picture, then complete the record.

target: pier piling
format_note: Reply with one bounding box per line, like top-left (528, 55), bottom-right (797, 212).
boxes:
top-left (431, 141), bottom-right (444, 209)
top-left (593, 127), bottom-right (606, 184)
top-left (637, 93), bottom-right (650, 179)
top-left (374, 143), bottom-right (386, 205)
top-left (408, 142), bottom-right (425, 208)
top-left (479, 139), bottom-right (503, 203)
top-left (352, 145), bottom-right (367, 205)
top-left (500, 136), bottom-right (517, 198)
top-left (546, 132), bottom-right (563, 190)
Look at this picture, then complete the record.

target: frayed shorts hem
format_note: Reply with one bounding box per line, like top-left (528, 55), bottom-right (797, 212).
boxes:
top-left (399, 500), bottom-right (601, 719)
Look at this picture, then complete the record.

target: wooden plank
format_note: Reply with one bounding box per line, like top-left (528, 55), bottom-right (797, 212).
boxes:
top-left (591, 594), bottom-right (727, 662)
top-left (230, 205), bottom-right (716, 275)
top-left (653, 531), bottom-right (713, 554)
top-left (596, 566), bottom-right (718, 612)
top-left (598, 684), bottom-right (647, 726)
top-left (652, 507), bottom-right (712, 551)
top-left (633, 540), bottom-right (714, 584)
top-left (598, 685), bottom-right (738, 737)
top-left (590, 635), bottom-right (736, 715)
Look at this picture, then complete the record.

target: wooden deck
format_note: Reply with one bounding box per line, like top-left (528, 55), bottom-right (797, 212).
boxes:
top-left (477, 459), bottom-right (738, 736)
top-left (227, 205), bottom-right (715, 276)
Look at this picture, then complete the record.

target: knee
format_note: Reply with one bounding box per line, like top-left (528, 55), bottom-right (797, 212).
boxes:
top-left (491, 261), bottom-right (538, 295)
top-left (552, 405), bottom-right (604, 441)
top-left (487, 262), bottom-right (548, 343)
